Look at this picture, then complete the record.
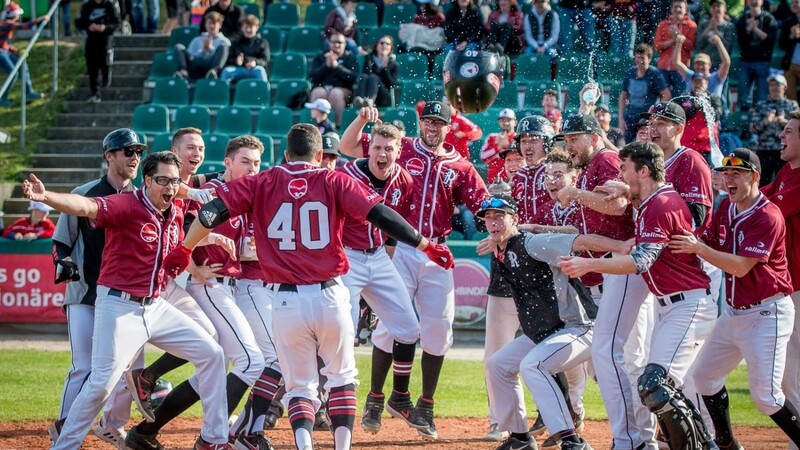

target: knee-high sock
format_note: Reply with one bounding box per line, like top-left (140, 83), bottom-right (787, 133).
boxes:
top-left (145, 353), bottom-right (187, 380)
top-left (421, 351), bottom-right (444, 400)
top-left (328, 384), bottom-right (356, 450)
top-left (288, 397), bottom-right (315, 450)
top-left (370, 346), bottom-right (393, 396)
top-left (136, 380), bottom-right (200, 435)
top-left (771, 400), bottom-right (800, 446)
top-left (226, 373), bottom-right (250, 417)
top-left (241, 368), bottom-right (281, 435)
top-left (703, 386), bottom-right (734, 446)
top-left (392, 340), bottom-right (416, 394)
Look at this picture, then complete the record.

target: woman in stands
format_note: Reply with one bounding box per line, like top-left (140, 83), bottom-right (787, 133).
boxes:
top-left (352, 35), bottom-right (399, 108)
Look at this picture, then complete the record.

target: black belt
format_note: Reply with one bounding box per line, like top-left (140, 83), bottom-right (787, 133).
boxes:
top-left (658, 288), bottom-right (712, 307)
top-left (346, 247), bottom-right (379, 254)
top-left (188, 275), bottom-right (236, 287)
top-left (108, 288), bottom-right (154, 305)
top-left (278, 279), bottom-right (338, 293)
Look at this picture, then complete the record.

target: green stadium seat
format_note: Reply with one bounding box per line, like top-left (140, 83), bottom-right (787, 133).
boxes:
top-left (285, 26), bottom-right (324, 58)
top-left (270, 52), bottom-right (308, 81)
top-left (360, 26), bottom-right (400, 49)
top-left (382, 107), bottom-right (418, 135)
top-left (383, 3), bottom-right (416, 26)
top-left (256, 106), bottom-right (294, 136)
top-left (204, 133), bottom-right (231, 161)
top-left (355, 2), bottom-right (379, 31)
top-left (215, 106), bottom-right (254, 136)
top-left (396, 52), bottom-right (430, 81)
top-left (253, 134), bottom-right (277, 164)
top-left (298, 107), bottom-right (336, 125)
top-left (273, 79), bottom-right (311, 109)
top-left (339, 107), bottom-right (368, 132)
top-left (239, 2), bottom-right (260, 20)
top-left (514, 54), bottom-right (552, 83)
top-left (468, 108), bottom-right (504, 136)
top-left (151, 132), bottom-right (173, 152)
top-left (259, 25), bottom-right (284, 54)
top-left (495, 81), bottom-right (521, 110)
top-left (146, 53), bottom-right (178, 87)
top-left (169, 26), bottom-right (199, 48)
top-left (304, 3), bottom-right (334, 28)
top-left (396, 79), bottom-right (439, 106)
top-left (173, 105), bottom-right (212, 133)
top-left (233, 79), bottom-right (271, 109)
top-left (723, 111), bottom-right (752, 133)
top-left (265, 3), bottom-right (300, 30)
top-left (151, 78), bottom-right (190, 108)
top-left (133, 104), bottom-right (170, 135)
top-left (198, 160), bottom-right (225, 174)
top-left (192, 78), bottom-right (230, 109)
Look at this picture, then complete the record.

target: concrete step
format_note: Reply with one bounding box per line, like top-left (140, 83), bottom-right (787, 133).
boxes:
top-left (54, 113), bottom-right (133, 128)
top-left (115, 34), bottom-right (170, 49)
top-left (115, 47), bottom-right (164, 62)
top-left (19, 168), bottom-right (105, 184)
top-left (37, 140), bottom-right (102, 154)
top-left (31, 153), bottom-right (106, 169)
top-left (47, 127), bottom-right (118, 140)
top-left (2, 212), bottom-right (61, 225)
top-left (68, 87), bottom-right (145, 101)
top-left (111, 61), bottom-right (151, 76)
top-left (63, 100), bottom-right (142, 114)
top-left (11, 183), bottom-right (79, 197)
top-left (77, 74), bottom-right (149, 89)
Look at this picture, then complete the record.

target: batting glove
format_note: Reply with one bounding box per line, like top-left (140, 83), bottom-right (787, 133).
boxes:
top-left (186, 188), bottom-right (214, 204)
top-left (423, 243), bottom-right (455, 270)
top-left (163, 244), bottom-right (193, 278)
top-left (54, 259), bottom-right (81, 284)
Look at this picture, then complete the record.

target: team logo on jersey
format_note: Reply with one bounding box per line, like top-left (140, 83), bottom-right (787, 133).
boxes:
top-left (140, 223), bottom-right (158, 243)
top-left (459, 62), bottom-right (479, 78)
top-left (718, 225), bottom-right (727, 246)
top-left (506, 251), bottom-right (519, 268)
top-left (760, 310), bottom-right (771, 316)
top-left (737, 231), bottom-right (744, 245)
top-left (288, 178), bottom-right (308, 199)
top-left (406, 158), bottom-right (425, 176)
top-left (390, 188), bottom-right (401, 206)
top-left (442, 169), bottom-right (456, 187)
top-left (229, 216), bottom-right (241, 229)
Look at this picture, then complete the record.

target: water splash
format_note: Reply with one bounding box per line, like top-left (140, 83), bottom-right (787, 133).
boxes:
top-left (671, 93), bottom-right (723, 167)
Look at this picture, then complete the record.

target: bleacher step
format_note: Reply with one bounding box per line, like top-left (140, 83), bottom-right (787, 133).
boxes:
top-left (19, 168), bottom-right (105, 184)
top-left (115, 47), bottom-right (164, 62)
top-left (63, 100), bottom-right (142, 114)
top-left (37, 140), bottom-right (105, 154)
top-left (110, 61), bottom-right (151, 76)
top-left (31, 154), bottom-right (106, 169)
top-left (69, 87), bottom-right (144, 101)
top-left (78, 75), bottom-right (148, 89)
top-left (47, 127), bottom-right (120, 140)
top-left (114, 34), bottom-right (170, 49)
top-left (54, 113), bottom-right (133, 128)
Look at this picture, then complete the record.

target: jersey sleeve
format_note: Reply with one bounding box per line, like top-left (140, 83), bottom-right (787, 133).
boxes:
top-left (455, 163), bottom-right (490, 213)
top-left (334, 171), bottom-right (382, 222)
top-left (53, 210), bottom-right (79, 248)
top-left (523, 233), bottom-right (579, 266)
top-left (592, 152), bottom-right (622, 188)
top-left (637, 207), bottom-right (671, 245)
top-left (675, 153), bottom-right (713, 207)
top-left (738, 210), bottom-right (784, 262)
top-left (763, 183), bottom-right (800, 218)
top-left (214, 174), bottom-right (258, 218)
top-left (93, 193), bottom-right (132, 229)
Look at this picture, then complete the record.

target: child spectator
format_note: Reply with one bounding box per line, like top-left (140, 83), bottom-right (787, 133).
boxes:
top-left (541, 88), bottom-right (560, 118)
top-left (3, 201), bottom-right (55, 241)
top-left (304, 98), bottom-right (337, 135)
top-left (174, 11), bottom-right (230, 79)
top-left (0, 2), bottom-right (46, 107)
top-left (481, 108), bottom-right (517, 182)
top-left (76, 0), bottom-right (120, 103)
top-left (221, 14), bottom-right (269, 83)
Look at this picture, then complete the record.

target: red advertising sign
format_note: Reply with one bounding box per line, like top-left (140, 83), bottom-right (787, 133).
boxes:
top-left (0, 254), bottom-right (66, 323)
top-left (453, 258), bottom-right (490, 329)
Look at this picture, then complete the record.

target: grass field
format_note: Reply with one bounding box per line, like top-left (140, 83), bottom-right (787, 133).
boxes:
top-left (0, 348), bottom-right (771, 427)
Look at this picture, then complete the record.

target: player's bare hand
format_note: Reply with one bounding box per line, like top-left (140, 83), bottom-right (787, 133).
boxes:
top-left (424, 242), bottom-right (455, 270)
top-left (193, 259), bottom-right (224, 287)
top-left (557, 185), bottom-right (578, 206)
top-left (594, 180), bottom-right (629, 201)
top-left (22, 173), bottom-right (47, 201)
top-left (164, 244), bottom-right (193, 278)
top-left (669, 229), bottom-right (701, 254)
top-left (475, 236), bottom-right (495, 256)
top-left (616, 238), bottom-right (635, 255)
top-left (187, 187), bottom-right (215, 204)
top-left (209, 233), bottom-right (237, 260)
top-left (358, 106), bottom-right (381, 124)
top-left (556, 255), bottom-right (591, 278)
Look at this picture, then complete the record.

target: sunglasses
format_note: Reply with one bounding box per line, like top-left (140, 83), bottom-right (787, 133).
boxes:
top-left (480, 197), bottom-right (515, 211)
top-left (120, 148), bottom-right (145, 158)
top-left (151, 176), bottom-right (183, 186)
top-left (720, 155), bottom-right (756, 171)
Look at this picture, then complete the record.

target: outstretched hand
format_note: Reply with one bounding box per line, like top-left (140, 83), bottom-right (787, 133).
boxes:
top-left (424, 242), bottom-right (455, 270)
top-left (22, 173), bottom-right (46, 202)
top-left (163, 244), bottom-right (193, 278)
top-left (669, 229), bottom-right (701, 254)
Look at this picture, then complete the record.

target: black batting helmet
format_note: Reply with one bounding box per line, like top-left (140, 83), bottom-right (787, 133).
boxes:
top-left (442, 49), bottom-right (505, 113)
top-left (515, 115), bottom-right (554, 148)
top-left (102, 128), bottom-right (147, 154)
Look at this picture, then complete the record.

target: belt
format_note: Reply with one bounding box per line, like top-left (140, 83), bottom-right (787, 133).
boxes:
top-left (589, 284), bottom-right (603, 296)
top-left (278, 279), bottom-right (338, 293)
top-left (346, 247), bottom-right (380, 254)
top-left (657, 288), bottom-right (712, 307)
top-left (188, 275), bottom-right (236, 287)
top-left (108, 288), bottom-right (154, 305)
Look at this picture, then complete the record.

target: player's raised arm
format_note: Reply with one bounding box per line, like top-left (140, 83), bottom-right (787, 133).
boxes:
top-left (23, 174), bottom-right (99, 219)
top-left (163, 198), bottom-right (228, 277)
top-left (339, 106), bottom-right (380, 158)
top-left (366, 203), bottom-right (454, 269)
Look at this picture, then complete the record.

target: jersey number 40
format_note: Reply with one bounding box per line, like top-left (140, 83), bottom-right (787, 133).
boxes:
top-left (267, 201), bottom-right (331, 250)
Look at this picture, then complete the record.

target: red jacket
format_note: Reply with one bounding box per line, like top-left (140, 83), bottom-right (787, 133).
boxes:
top-left (654, 15), bottom-right (697, 70)
top-left (3, 217), bottom-right (55, 239)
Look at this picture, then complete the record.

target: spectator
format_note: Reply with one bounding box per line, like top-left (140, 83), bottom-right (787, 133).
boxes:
top-left (545, 108), bottom-right (562, 133)
top-left (671, 34), bottom-right (730, 99)
top-left (736, 0), bottom-right (778, 111)
top-left (541, 88), bottom-right (561, 118)
top-left (324, 0), bottom-right (361, 57)
top-left (523, 0), bottom-right (560, 57)
top-left (594, 104), bottom-right (626, 148)
top-left (303, 98), bottom-right (337, 135)
top-left (309, 31), bottom-right (359, 127)
top-left (200, 0), bottom-right (244, 37)
top-left (480, 108), bottom-right (518, 182)
top-left (677, 72), bottom-right (723, 165)
top-left (76, 0), bottom-right (120, 103)
top-left (600, 0), bottom-right (638, 58)
top-left (441, 98), bottom-right (483, 159)
top-left (320, 132), bottom-right (342, 171)
top-left (59, 0), bottom-right (72, 37)
top-left (3, 201), bottom-right (55, 241)
top-left (655, 0), bottom-right (698, 96)
top-left (0, 2), bottom-right (46, 107)
top-left (557, 0), bottom-right (595, 53)
top-left (174, 11), bottom-right (231, 80)
top-left (702, 0), bottom-right (744, 19)
top-left (631, 114), bottom-right (652, 141)
top-left (749, 74), bottom-right (798, 183)
top-left (221, 14), bottom-right (269, 83)
top-left (352, 35), bottom-right (399, 108)
top-left (618, 43), bottom-right (671, 142)
top-left (413, 0), bottom-right (446, 28)
top-left (696, 0), bottom-right (737, 70)
top-left (160, 0), bottom-right (187, 35)
top-left (443, 0), bottom-right (484, 53)
top-left (131, 0), bottom-right (158, 33)
top-left (779, 0), bottom-right (800, 100)
top-left (485, 0), bottom-right (525, 55)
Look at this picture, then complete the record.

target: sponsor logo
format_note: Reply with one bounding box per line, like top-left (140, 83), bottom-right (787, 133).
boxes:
top-left (288, 178), bottom-right (308, 199)
top-left (202, 210), bottom-right (217, 226)
top-left (738, 230), bottom-right (744, 245)
top-left (229, 216), bottom-right (241, 228)
top-left (390, 188), bottom-right (401, 206)
top-left (744, 246), bottom-right (769, 256)
top-left (640, 231), bottom-right (667, 239)
top-left (405, 158), bottom-right (425, 176)
top-left (140, 223), bottom-right (158, 243)
top-left (459, 62), bottom-right (479, 78)
top-left (757, 241), bottom-right (765, 248)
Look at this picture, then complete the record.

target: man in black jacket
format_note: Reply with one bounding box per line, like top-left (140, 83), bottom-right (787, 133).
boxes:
top-left (309, 31), bottom-right (358, 127)
top-left (76, 0), bottom-right (120, 103)
top-left (200, 0), bottom-right (244, 38)
top-left (221, 14), bottom-right (269, 83)
top-left (736, 0), bottom-right (778, 111)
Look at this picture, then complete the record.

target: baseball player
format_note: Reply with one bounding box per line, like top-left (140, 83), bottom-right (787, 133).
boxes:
top-left (24, 151), bottom-right (229, 450)
top-left (164, 124), bottom-right (454, 450)
top-left (336, 123), bottom-right (429, 435)
top-left (49, 128), bottom-right (143, 449)
top-left (511, 115), bottom-right (554, 226)
top-left (559, 142), bottom-right (717, 450)
top-left (670, 149), bottom-right (800, 450)
top-left (534, 150), bottom-right (581, 233)
top-left (480, 194), bottom-right (630, 450)
top-left (127, 136), bottom-right (267, 450)
top-left (480, 108), bottom-right (517, 182)
top-left (339, 103), bottom-right (489, 440)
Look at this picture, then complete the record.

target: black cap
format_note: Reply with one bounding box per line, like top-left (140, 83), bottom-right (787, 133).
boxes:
top-left (516, 115), bottom-right (554, 137)
top-left (631, 116), bottom-right (650, 135)
top-left (420, 101), bottom-right (451, 124)
top-left (102, 128), bottom-right (147, 154)
top-left (595, 104), bottom-right (610, 113)
top-left (556, 114), bottom-right (602, 138)
top-left (499, 142), bottom-right (523, 159)
top-left (714, 148), bottom-right (761, 173)
top-left (647, 102), bottom-right (686, 125)
top-left (322, 132), bottom-right (340, 156)
top-left (476, 195), bottom-right (518, 219)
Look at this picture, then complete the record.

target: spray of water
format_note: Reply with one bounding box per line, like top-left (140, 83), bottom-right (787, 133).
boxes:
top-left (670, 93), bottom-right (723, 167)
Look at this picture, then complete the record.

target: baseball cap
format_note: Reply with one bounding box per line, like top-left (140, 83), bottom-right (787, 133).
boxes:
top-left (595, 104), bottom-right (610, 114)
top-left (304, 99), bottom-right (332, 114)
top-left (556, 114), bottom-right (602, 138)
top-left (28, 201), bottom-right (51, 213)
top-left (391, 119), bottom-right (405, 132)
top-left (631, 116), bottom-right (650, 135)
top-left (498, 108), bottom-right (516, 120)
top-left (322, 132), bottom-right (340, 156)
top-left (4, 2), bottom-right (23, 19)
top-left (420, 101), bottom-right (451, 124)
top-left (499, 142), bottom-right (522, 159)
top-left (714, 148), bottom-right (761, 173)
top-left (693, 53), bottom-right (711, 65)
top-left (647, 102), bottom-right (686, 125)
top-left (769, 74), bottom-right (788, 86)
top-left (488, 179), bottom-right (512, 196)
top-left (476, 195), bottom-right (518, 219)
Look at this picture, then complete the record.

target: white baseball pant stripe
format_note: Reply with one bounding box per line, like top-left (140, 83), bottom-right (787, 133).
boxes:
top-left (235, 279), bottom-right (281, 372)
top-left (694, 295), bottom-right (794, 415)
top-left (343, 247), bottom-right (420, 345)
top-left (271, 277), bottom-right (358, 411)
top-left (165, 278), bottom-right (217, 338)
top-left (53, 286), bottom-right (228, 449)
top-left (783, 290), bottom-right (800, 450)
top-left (186, 278), bottom-right (265, 386)
top-left (483, 295), bottom-right (519, 426)
top-left (372, 242), bottom-right (454, 356)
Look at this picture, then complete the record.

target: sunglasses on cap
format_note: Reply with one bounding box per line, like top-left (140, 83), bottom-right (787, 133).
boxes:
top-left (151, 176), bottom-right (183, 186)
top-left (720, 155), bottom-right (757, 171)
top-left (480, 197), bottom-right (515, 211)
top-left (119, 148), bottom-right (145, 158)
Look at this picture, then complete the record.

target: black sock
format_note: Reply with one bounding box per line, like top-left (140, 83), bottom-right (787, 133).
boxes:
top-left (703, 386), bottom-right (734, 446)
top-left (421, 351), bottom-right (444, 400)
top-left (226, 373), bottom-right (250, 416)
top-left (145, 353), bottom-right (187, 380)
top-left (246, 368), bottom-right (281, 435)
top-left (287, 397), bottom-right (315, 448)
top-left (392, 340), bottom-right (415, 394)
top-left (136, 380), bottom-right (199, 435)
top-left (771, 400), bottom-right (800, 446)
top-left (370, 346), bottom-right (393, 395)
top-left (511, 432), bottom-right (530, 441)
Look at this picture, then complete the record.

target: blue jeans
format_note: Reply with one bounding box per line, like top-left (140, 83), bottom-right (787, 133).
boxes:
top-left (559, 7), bottom-right (595, 53)
top-left (220, 65), bottom-right (268, 82)
top-left (606, 17), bottom-right (634, 58)
top-left (132, 0), bottom-right (159, 33)
top-left (0, 51), bottom-right (35, 101)
top-left (61, 1), bottom-right (71, 36)
top-left (737, 60), bottom-right (770, 111)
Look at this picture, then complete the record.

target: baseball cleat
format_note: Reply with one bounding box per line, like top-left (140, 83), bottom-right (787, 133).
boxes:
top-left (542, 434), bottom-right (561, 450)
top-left (485, 423), bottom-right (510, 441)
top-left (415, 397), bottom-right (438, 441)
top-left (386, 391), bottom-right (430, 430)
top-left (264, 403), bottom-right (283, 429)
top-left (125, 425), bottom-right (164, 450)
top-left (233, 432), bottom-right (274, 450)
top-left (361, 392), bottom-right (384, 434)
top-left (193, 436), bottom-right (233, 449)
top-left (560, 437), bottom-right (593, 450)
top-left (48, 418), bottom-right (65, 446)
top-left (530, 413), bottom-right (546, 436)
top-left (93, 419), bottom-right (128, 449)
top-left (313, 406), bottom-right (331, 431)
top-left (125, 369), bottom-right (156, 423)
top-left (573, 410), bottom-right (585, 434)
top-left (495, 436), bottom-right (538, 450)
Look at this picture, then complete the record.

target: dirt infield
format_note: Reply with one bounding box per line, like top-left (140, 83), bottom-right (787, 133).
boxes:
top-left (0, 417), bottom-right (784, 450)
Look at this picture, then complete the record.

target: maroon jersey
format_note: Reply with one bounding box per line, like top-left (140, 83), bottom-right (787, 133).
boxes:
top-left (762, 164), bottom-right (800, 292)
top-left (512, 164), bottom-right (549, 225)
top-left (338, 159), bottom-right (415, 250)
top-left (535, 199), bottom-right (581, 228)
top-left (215, 162), bottom-right (381, 285)
top-left (702, 195), bottom-right (793, 308)
top-left (358, 134), bottom-right (488, 238)
top-left (664, 147), bottom-right (713, 228)
top-left (636, 185), bottom-right (710, 296)
top-left (188, 178), bottom-right (244, 278)
top-left (239, 219), bottom-right (266, 281)
top-left (94, 190), bottom-right (184, 298)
